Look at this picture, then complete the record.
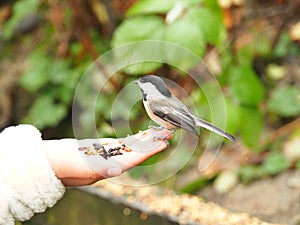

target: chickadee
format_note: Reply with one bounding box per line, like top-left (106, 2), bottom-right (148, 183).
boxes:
top-left (135, 75), bottom-right (235, 142)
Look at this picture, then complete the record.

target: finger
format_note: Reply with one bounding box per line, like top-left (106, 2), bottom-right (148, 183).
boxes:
top-left (62, 178), bottom-right (99, 187)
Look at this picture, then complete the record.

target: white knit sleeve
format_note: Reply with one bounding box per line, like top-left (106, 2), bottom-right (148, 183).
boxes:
top-left (0, 125), bottom-right (65, 225)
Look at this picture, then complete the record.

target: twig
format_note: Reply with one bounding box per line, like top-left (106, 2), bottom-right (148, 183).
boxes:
top-left (262, 117), bottom-right (300, 146)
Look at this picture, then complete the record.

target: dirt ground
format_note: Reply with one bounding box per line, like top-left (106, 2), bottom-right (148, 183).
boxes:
top-left (199, 170), bottom-right (300, 225)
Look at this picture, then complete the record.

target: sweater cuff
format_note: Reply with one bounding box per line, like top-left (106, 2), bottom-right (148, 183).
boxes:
top-left (0, 125), bottom-right (65, 223)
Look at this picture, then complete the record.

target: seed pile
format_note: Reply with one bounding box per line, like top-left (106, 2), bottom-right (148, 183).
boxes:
top-left (78, 142), bottom-right (132, 160)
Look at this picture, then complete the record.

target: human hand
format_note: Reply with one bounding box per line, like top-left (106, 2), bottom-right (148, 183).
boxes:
top-left (43, 128), bottom-right (173, 186)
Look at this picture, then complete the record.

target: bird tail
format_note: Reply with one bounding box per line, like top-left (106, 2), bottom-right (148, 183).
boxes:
top-left (194, 117), bottom-right (235, 142)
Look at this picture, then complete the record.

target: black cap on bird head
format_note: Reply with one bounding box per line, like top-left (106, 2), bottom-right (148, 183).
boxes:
top-left (138, 75), bottom-right (172, 98)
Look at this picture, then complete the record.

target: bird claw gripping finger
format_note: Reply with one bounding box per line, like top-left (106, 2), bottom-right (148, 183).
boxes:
top-left (148, 125), bottom-right (165, 131)
top-left (152, 136), bottom-right (170, 147)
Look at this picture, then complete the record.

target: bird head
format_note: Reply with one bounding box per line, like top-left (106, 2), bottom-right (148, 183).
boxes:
top-left (135, 75), bottom-right (172, 100)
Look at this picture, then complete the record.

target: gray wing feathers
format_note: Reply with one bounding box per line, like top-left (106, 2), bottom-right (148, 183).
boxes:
top-left (149, 97), bottom-right (235, 141)
top-left (149, 99), bottom-right (199, 135)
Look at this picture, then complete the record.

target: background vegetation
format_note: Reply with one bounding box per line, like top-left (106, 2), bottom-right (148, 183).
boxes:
top-left (1, 0), bottom-right (300, 196)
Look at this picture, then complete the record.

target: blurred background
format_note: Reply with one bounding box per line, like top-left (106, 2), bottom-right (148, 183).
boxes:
top-left (1, 0), bottom-right (300, 224)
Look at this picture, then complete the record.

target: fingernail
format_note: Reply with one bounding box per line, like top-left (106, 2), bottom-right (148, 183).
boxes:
top-left (107, 167), bottom-right (122, 177)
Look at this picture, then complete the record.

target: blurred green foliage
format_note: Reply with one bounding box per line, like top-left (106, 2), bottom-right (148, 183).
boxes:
top-left (112, 0), bottom-right (224, 74)
top-left (268, 86), bottom-right (300, 117)
top-left (2, 0), bottom-right (40, 40)
top-left (2, 0), bottom-right (300, 188)
top-left (239, 151), bottom-right (290, 184)
top-left (18, 50), bottom-right (84, 128)
top-left (179, 177), bottom-right (212, 193)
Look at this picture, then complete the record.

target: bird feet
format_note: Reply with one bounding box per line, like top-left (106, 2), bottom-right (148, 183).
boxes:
top-left (153, 136), bottom-right (170, 147)
top-left (148, 125), bottom-right (165, 131)
top-left (152, 129), bottom-right (175, 147)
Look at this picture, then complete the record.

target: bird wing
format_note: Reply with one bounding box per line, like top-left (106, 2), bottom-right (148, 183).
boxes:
top-left (149, 98), bottom-right (199, 136)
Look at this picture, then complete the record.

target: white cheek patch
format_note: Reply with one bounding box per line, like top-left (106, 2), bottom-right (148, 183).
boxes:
top-left (139, 82), bottom-right (163, 97)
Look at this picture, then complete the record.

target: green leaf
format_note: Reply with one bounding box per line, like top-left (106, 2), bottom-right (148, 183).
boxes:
top-left (49, 59), bottom-right (71, 84)
top-left (203, 0), bottom-right (222, 13)
top-left (262, 152), bottom-right (289, 175)
top-left (225, 98), bottom-right (241, 134)
top-left (22, 96), bottom-right (67, 129)
top-left (122, 62), bottom-right (163, 75)
top-left (112, 16), bottom-right (164, 74)
top-left (229, 64), bottom-right (265, 106)
top-left (188, 8), bottom-right (226, 45)
top-left (163, 12), bottom-right (206, 71)
top-left (236, 47), bottom-right (254, 66)
top-left (219, 47), bottom-right (234, 82)
top-left (267, 86), bottom-right (300, 117)
top-left (55, 85), bottom-right (74, 104)
top-left (112, 16), bottom-right (165, 46)
top-left (240, 106), bottom-right (263, 148)
top-left (127, 0), bottom-right (175, 16)
top-left (164, 13), bottom-right (205, 57)
top-left (18, 53), bottom-right (50, 92)
top-left (191, 82), bottom-right (216, 117)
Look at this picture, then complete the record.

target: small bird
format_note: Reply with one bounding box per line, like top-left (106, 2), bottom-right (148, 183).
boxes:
top-left (135, 75), bottom-right (235, 142)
